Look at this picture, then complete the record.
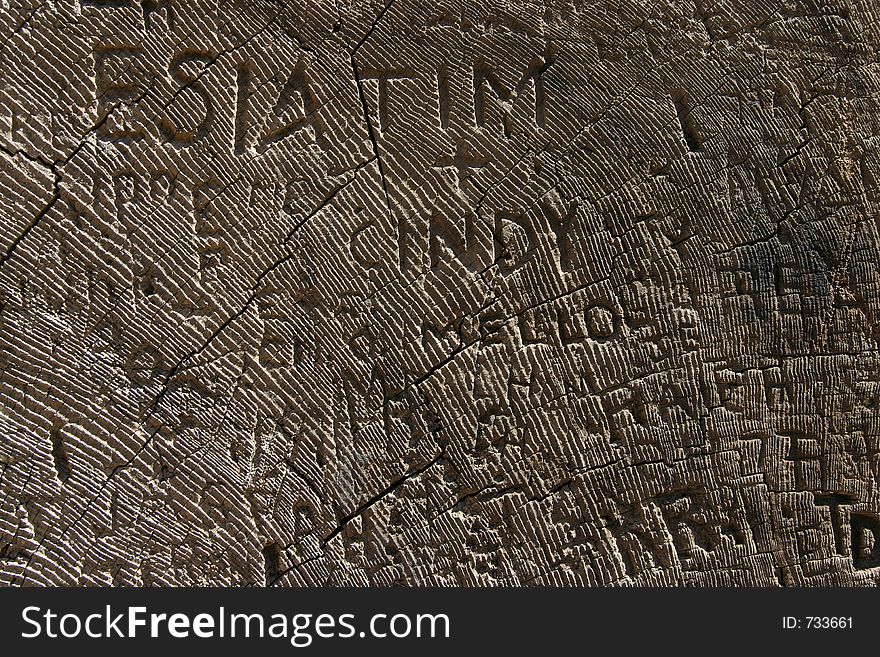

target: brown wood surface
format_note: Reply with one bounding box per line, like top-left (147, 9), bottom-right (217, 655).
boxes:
top-left (0, 0), bottom-right (879, 586)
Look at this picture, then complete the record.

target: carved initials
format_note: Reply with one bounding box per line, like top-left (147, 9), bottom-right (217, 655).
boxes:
top-left (235, 59), bottom-right (328, 155)
top-left (160, 52), bottom-right (214, 144)
top-left (473, 48), bottom-right (555, 136)
top-left (94, 46), bottom-right (145, 143)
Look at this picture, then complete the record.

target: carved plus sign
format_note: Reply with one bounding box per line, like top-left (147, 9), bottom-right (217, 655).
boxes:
top-left (433, 141), bottom-right (489, 190)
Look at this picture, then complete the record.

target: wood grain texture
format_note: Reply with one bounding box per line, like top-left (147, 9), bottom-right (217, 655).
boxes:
top-left (0, 0), bottom-right (879, 586)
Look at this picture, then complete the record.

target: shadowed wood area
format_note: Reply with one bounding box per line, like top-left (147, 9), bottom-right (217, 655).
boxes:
top-left (0, 0), bottom-right (879, 587)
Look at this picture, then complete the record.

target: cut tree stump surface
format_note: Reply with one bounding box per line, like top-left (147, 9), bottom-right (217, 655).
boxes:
top-left (0, 0), bottom-right (879, 586)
